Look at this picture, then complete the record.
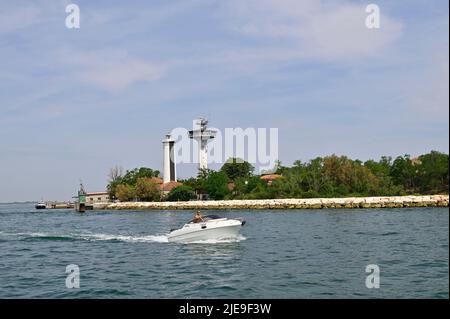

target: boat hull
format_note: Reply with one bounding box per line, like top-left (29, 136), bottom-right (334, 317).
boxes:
top-left (168, 219), bottom-right (243, 243)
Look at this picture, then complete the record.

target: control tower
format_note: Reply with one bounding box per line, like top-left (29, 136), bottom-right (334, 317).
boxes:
top-left (188, 118), bottom-right (216, 171)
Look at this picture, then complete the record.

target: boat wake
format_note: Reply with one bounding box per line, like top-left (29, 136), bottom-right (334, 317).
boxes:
top-left (84, 233), bottom-right (169, 243)
top-left (0, 231), bottom-right (246, 244)
top-left (186, 234), bottom-right (247, 244)
top-left (0, 231), bottom-right (168, 243)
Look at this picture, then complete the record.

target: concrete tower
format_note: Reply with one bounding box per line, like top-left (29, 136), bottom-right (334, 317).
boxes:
top-left (189, 118), bottom-right (216, 171)
top-left (162, 134), bottom-right (176, 184)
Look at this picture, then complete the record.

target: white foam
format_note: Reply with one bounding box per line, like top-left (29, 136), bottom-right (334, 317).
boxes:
top-left (0, 231), bottom-right (246, 244)
top-left (0, 231), bottom-right (49, 238)
top-left (187, 234), bottom-right (247, 244)
top-left (82, 234), bottom-right (169, 243)
top-left (0, 231), bottom-right (169, 243)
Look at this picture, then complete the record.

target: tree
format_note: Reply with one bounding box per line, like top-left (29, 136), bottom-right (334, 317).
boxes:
top-left (135, 178), bottom-right (160, 201)
top-left (220, 158), bottom-right (254, 181)
top-left (233, 176), bottom-right (267, 198)
top-left (204, 171), bottom-right (230, 200)
top-left (121, 167), bottom-right (160, 186)
top-left (303, 157), bottom-right (327, 194)
top-left (107, 165), bottom-right (124, 199)
top-left (107, 166), bottom-right (160, 199)
top-left (364, 157), bottom-right (403, 195)
top-left (417, 151), bottom-right (449, 193)
top-left (108, 152), bottom-right (449, 201)
top-left (115, 184), bottom-right (136, 202)
top-left (364, 157), bottom-right (391, 178)
top-left (274, 160), bottom-right (286, 174)
top-left (390, 155), bottom-right (417, 192)
top-left (108, 165), bottom-right (124, 183)
top-left (166, 185), bottom-right (196, 201)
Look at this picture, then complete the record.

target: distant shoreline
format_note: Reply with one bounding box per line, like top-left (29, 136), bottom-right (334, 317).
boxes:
top-left (98, 195), bottom-right (449, 210)
top-left (0, 201), bottom-right (37, 205)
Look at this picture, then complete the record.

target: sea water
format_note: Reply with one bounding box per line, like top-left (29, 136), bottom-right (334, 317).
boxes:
top-left (0, 203), bottom-right (448, 298)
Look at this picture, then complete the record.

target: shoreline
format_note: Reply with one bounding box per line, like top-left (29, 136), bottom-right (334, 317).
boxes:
top-left (97, 195), bottom-right (449, 210)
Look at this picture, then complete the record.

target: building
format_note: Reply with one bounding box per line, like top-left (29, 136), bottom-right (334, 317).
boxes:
top-left (260, 174), bottom-right (283, 186)
top-left (85, 191), bottom-right (110, 204)
top-left (145, 177), bottom-right (183, 198)
top-left (160, 181), bottom-right (183, 197)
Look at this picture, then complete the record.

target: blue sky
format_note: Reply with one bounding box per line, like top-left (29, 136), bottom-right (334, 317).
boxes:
top-left (0, 0), bottom-right (448, 202)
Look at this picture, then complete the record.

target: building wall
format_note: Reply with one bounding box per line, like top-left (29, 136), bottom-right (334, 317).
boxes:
top-left (86, 193), bottom-right (110, 203)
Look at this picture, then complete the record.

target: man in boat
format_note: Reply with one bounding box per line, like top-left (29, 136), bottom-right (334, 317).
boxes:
top-left (193, 210), bottom-right (203, 223)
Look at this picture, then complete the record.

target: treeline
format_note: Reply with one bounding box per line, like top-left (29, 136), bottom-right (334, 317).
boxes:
top-left (107, 151), bottom-right (449, 202)
top-left (268, 151), bottom-right (449, 199)
top-left (107, 167), bottom-right (161, 201)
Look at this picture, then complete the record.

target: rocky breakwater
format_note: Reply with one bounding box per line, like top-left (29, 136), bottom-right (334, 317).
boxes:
top-left (104, 195), bottom-right (449, 210)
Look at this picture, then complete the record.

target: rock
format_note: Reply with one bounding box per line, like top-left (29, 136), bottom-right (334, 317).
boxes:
top-left (103, 195), bottom-right (449, 210)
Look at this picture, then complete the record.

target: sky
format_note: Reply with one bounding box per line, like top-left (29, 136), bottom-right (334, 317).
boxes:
top-left (0, 0), bottom-right (448, 202)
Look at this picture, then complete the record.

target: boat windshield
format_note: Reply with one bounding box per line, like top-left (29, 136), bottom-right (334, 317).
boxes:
top-left (188, 215), bottom-right (224, 223)
top-left (203, 215), bottom-right (222, 220)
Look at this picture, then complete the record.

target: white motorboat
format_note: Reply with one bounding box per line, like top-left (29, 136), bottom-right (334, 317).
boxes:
top-left (35, 200), bottom-right (46, 210)
top-left (167, 215), bottom-right (246, 243)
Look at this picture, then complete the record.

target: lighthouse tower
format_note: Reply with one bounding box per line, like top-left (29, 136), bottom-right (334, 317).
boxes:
top-left (162, 134), bottom-right (176, 184)
top-left (189, 118), bottom-right (216, 171)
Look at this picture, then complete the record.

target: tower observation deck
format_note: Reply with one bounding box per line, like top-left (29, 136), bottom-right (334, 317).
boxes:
top-left (188, 118), bottom-right (217, 171)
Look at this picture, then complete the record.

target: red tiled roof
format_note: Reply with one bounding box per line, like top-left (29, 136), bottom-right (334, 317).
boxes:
top-left (86, 192), bottom-right (109, 196)
top-left (260, 174), bottom-right (282, 181)
top-left (160, 181), bottom-right (182, 192)
top-left (150, 177), bottom-right (164, 184)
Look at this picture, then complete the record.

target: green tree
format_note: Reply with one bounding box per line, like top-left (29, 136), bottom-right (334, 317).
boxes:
top-left (204, 171), bottom-right (230, 200)
top-left (220, 158), bottom-right (254, 181)
top-left (417, 151), bottom-right (449, 193)
top-left (233, 176), bottom-right (267, 198)
top-left (108, 152), bottom-right (449, 201)
top-left (390, 155), bottom-right (417, 192)
top-left (135, 178), bottom-right (160, 201)
top-left (197, 168), bottom-right (214, 180)
top-left (166, 185), bottom-right (196, 201)
top-left (364, 156), bottom-right (404, 195)
top-left (121, 167), bottom-right (160, 186)
top-left (303, 157), bottom-right (327, 194)
top-left (115, 184), bottom-right (136, 202)
top-left (107, 167), bottom-right (160, 199)
top-left (107, 179), bottom-right (123, 199)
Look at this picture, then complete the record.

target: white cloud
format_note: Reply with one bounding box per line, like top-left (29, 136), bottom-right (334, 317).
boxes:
top-left (221, 0), bottom-right (403, 61)
top-left (60, 50), bottom-right (167, 92)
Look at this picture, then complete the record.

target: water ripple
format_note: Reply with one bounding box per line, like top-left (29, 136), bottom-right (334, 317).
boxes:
top-left (0, 205), bottom-right (448, 298)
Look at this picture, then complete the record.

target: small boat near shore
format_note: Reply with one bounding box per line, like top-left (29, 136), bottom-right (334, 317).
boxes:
top-left (35, 200), bottom-right (46, 209)
top-left (167, 215), bottom-right (246, 243)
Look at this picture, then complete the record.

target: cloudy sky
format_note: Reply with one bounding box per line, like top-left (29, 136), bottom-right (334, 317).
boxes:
top-left (0, 0), bottom-right (448, 202)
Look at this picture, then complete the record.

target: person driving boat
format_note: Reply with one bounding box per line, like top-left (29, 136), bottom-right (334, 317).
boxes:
top-left (193, 210), bottom-right (203, 223)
